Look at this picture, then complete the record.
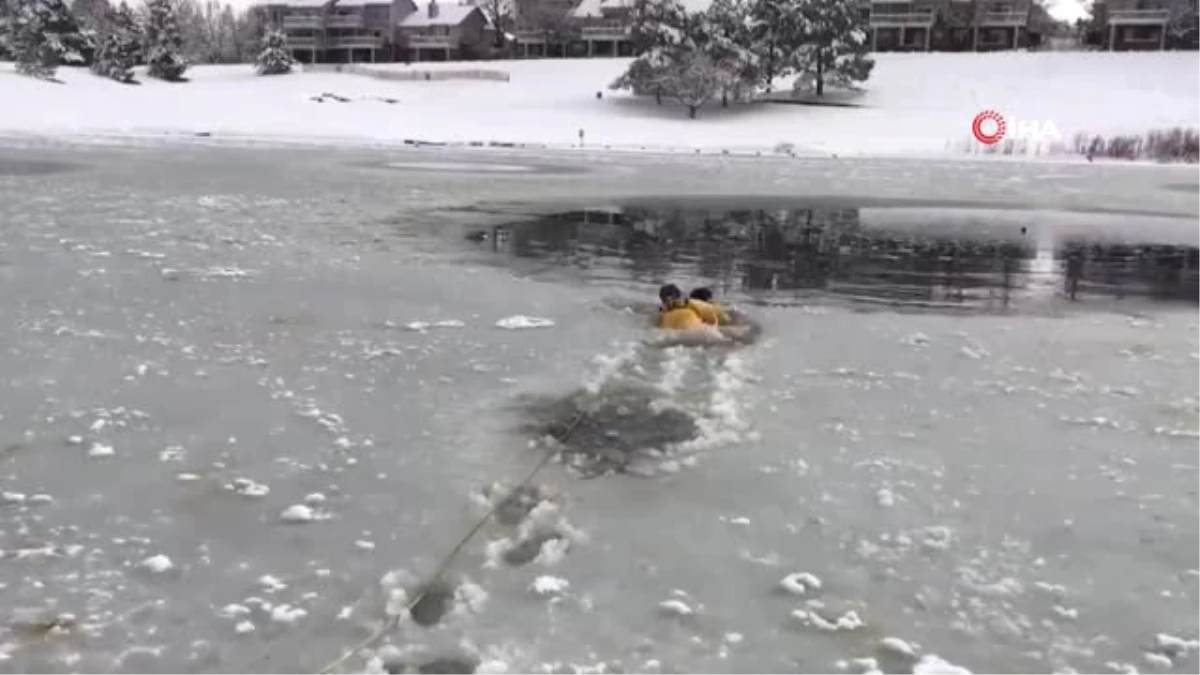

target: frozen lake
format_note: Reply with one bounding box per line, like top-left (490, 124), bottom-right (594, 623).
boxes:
top-left (0, 142), bottom-right (1197, 674)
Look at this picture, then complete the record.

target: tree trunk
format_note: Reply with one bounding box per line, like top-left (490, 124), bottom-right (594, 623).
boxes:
top-left (688, 105), bottom-right (697, 119)
top-left (815, 51), bottom-right (824, 97)
top-left (765, 38), bottom-right (775, 92)
top-left (721, 90), bottom-right (728, 107)
top-left (655, 88), bottom-right (661, 105)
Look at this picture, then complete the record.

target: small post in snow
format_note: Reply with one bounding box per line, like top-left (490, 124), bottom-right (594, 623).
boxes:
top-left (578, 128), bottom-right (585, 149)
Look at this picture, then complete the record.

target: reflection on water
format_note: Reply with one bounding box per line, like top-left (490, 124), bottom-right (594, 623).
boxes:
top-left (467, 206), bottom-right (1199, 312)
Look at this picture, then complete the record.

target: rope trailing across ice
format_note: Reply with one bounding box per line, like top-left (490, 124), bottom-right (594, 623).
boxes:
top-left (316, 409), bottom-right (590, 675)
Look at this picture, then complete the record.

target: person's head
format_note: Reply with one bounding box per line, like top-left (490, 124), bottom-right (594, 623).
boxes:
top-left (659, 283), bottom-right (683, 306)
top-left (689, 287), bottom-right (713, 302)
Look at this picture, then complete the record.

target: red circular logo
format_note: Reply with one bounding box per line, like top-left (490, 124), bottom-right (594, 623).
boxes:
top-left (972, 110), bottom-right (1007, 145)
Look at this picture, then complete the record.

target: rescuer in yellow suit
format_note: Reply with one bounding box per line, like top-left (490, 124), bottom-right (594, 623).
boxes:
top-left (657, 284), bottom-right (706, 330)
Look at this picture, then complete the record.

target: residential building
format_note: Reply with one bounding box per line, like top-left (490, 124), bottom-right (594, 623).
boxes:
top-left (264, 0), bottom-right (416, 63)
top-left (512, 0), bottom-right (579, 58)
top-left (1096, 0), bottom-right (1197, 50)
top-left (867, 0), bottom-right (943, 51)
top-left (571, 0), bottom-right (636, 57)
top-left (866, 0), bottom-right (1036, 52)
top-left (971, 0), bottom-right (1034, 50)
top-left (263, 0), bottom-right (495, 63)
top-left (397, 0), bottom-right (494, 60)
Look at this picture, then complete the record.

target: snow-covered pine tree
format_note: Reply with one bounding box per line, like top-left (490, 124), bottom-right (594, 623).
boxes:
top-left (701, 0), bottom-right (759, 106)
top-left (0, 1), bottom-right (13, 60)
top-left (610, 0), bottom-right (689, 103)
top-left (144, 0), bottom-right (187, 80)
top-left (790, 0), bottom-right (873, 97)
top-left (669, 49), bottom-right (722, 118)
top-left (7, 0), bottom-right (89, 78)
top-left (255, 28), bottom-right (292, 75)
top-left (745, 0), bottom-right (807, 92)
top-left (71, 0), bottom-right (113, 34)
top-left (90, 0), bottom-right (139, 81)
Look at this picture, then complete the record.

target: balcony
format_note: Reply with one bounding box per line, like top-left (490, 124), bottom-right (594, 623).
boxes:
top-left (870, 8), bottom-right (937, 26)
top-left (513, 29), bottom-right (547, 43)
top-left (1108, 8), bottom-right (1171, 24)
top-left (406, 33), bottom-right (456, 47)
top-left (283, 14), bottom-right (323, 29)
top-left (978, 10), bottom-right (1029, 25)
top-left (580, 21), bottom-right (630, 39)
top-left (328, 34), bottom-right (385, 48)
top-left (288, 35), bottom-right (321, 48)
top-left (325, 13), bottom-right (364, 28)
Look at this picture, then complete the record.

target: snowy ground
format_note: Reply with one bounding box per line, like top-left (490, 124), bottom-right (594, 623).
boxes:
top-left (0, 143), bottom-right (1196, 674)
top-left (0, 52), bottom-right (1197, 158)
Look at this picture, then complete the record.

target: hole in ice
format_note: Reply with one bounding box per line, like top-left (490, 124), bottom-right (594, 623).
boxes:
top-left (381, 651), bottom-right (481, 675)
top-left (409, 580), bottom-right (456, 627)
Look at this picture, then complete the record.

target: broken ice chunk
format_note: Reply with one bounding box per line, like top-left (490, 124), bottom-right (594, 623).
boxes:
top-left (139, 555), bottom-right (174, 574)
top-left (780, 572), bottom-right (823, 596)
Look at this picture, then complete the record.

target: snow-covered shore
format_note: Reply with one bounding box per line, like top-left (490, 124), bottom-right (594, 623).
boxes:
top-left (1, 52), bottom-right (1196, 159)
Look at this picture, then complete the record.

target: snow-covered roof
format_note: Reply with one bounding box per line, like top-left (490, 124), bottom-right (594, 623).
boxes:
top-left (335, 0), bottom-right (395, 6)
top-left (571, 0), bottom-right (630, 19)
top-left (572, 0), bottom-right (711, 19)
top-left (677, 0), bottom-right (712, 12)
top-left (400, 3), bottom-right (483, 26)
top-left (271, 0), bottom-right (331, 8)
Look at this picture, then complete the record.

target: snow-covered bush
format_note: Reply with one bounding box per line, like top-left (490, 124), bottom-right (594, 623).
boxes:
top-left (256, 28), bottom-right (293, 75)
top-left (144, 0), bottom-right (187, 81)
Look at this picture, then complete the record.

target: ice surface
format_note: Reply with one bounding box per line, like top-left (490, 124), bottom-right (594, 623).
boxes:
top-left (0, 142), bottom-right (1194, 674)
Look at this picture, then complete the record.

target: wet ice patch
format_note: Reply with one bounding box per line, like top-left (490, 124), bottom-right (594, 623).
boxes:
top-left (496, 315), bottom-right (555, 330)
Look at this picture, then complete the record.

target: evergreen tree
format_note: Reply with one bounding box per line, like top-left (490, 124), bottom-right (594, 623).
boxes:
top-left (0, 1), bottom-right (13, 59)
top-left (790, 0), bottom-right (873, 97)
top-left (669, 50), bottom-right (721, 119)
top-left (255, 28), bottom-right (292, 75)
top-left (71, 0), bottom-right (113, 34)
top-left (90, 0), bottom-right (139, 81)
top-left (700, 0), bottom-right (759, 106)
top-left (144, 0), bottom-right (187, 80)
top-left (610, 0), bottom-right (689, 103)
top-left (7, 0), bottom-right (88, 78)
top-left (745, 0), bottom-right (806, 91)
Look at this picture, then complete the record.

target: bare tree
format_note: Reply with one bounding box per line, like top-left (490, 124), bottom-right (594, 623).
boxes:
top-left (480, 0), bottom-right (511, 48)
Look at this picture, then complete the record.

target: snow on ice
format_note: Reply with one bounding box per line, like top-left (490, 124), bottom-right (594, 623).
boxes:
top-left (780, 571), bottom-right (823, 596)
top-left (139, 554), bottom-right (174, 574)
top-left (530, 575), bottom-right (570, 597)
top-left (495, 315), bottom-right (556, 330)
